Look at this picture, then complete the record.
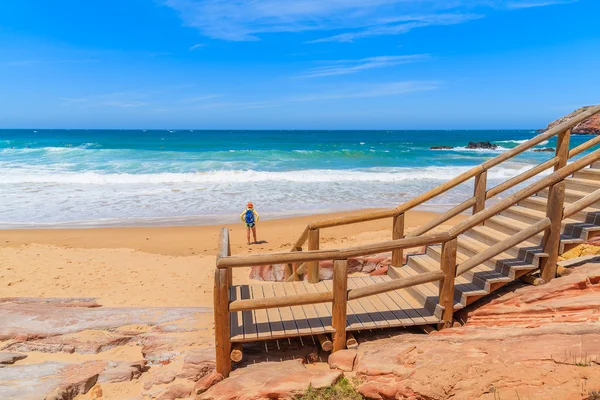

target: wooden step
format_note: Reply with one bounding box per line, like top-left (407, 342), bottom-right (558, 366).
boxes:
top-left (465, 224), bottom-right (545, 263)
top-left (426, 244), bottom-right (513, 291)
top-left (519, 195), bottom-right (600, 222)
top-left (565, 177), bottom-right (600, 194)
top-left (389, 264), bottom-right (446, 315)
top-left (502, 205), bottom-right (580, 226)
top-left (575, 167), bottom-right (600, 182)
top-left (483, 215), bottom-right (544, 241)
top-left (407, 253), bottom-right (487, 307)
top-left (538, 187), bottom-right (590, 204)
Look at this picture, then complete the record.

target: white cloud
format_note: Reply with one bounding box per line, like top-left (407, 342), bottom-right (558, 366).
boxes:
top-left (503, 0), bottom-right (578, 9)
top-left (181, 94), bottom-right (220, 102)
top-left (298, 54), bottom-right (429, 78)
top-left (287, 81), bottom-right (438, 102)
top-left (162, 0), bottom-right (576, 42)
top-left (189, 43), bottom-right (206, 50)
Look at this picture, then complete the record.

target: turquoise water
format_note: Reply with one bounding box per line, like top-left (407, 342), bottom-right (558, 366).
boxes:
top-left (0, 129), bottom-right (593, 227)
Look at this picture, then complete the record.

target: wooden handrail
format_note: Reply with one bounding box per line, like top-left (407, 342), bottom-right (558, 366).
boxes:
top-left (292, 105), bottom-right (600, 242)
top-left (448, 148), bottom-right (600, 237)
top-left (217, 231), bottom-right (449, 268)
top-left (230, 291), bottom-right (333, 312)
top-left (563, 187), bottom-right (600, 219)
top-left (347, 270), bottom-right (444, 300)
top-left (456, 217), bottom-right (551, 276)
top-left (409, 133), bottom-right (600, 238)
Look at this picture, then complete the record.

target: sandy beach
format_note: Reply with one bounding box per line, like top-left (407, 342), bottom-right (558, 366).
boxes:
top-left (0, 209), bottom-right (466, 307)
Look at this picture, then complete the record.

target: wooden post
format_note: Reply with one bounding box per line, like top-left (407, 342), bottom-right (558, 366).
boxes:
top-left (554, 129), bottom-right (571, 171)
top-left (214, 268), bottom-right (232, 377)
top-left (473, 170), bottom-right (487, 215)
top-left (438, 237), bottom-right (457, 330)
top-left (215, 228), bottom-right (232, 377)
top-left (307, 229), bottom-right (320, 283)
top-left (391, 213), bottom-right (405, 266)
top-left (331, 259), bottom-right (348, 352)
top-left (345, 332), bottom-right (358, 349)
top-left (230, 343), bottom-right (243, 362)
top-left (540, 181), bottom-right (566, 282)
top-left (317, 334), bottom-right (333, 352)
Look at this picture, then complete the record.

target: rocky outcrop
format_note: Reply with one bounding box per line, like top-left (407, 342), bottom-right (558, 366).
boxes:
top-left (533, 147), bottom-right (555, 152)
top-left (199, 359), bottom-right (342, 400)
top-left (429, 146), bottom-right (454, 150)
top-left (466, 141), bottom-right (497, 149)
top-left (249, 250), bottom-right (425, 282)
top-left (544, 106), bottom-right (600, 134)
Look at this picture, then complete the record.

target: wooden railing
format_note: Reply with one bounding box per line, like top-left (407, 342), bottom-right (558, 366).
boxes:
top-left (213, 107), bottom-right (600, 377)
top-left (289, 105), bottom-right (600, 282)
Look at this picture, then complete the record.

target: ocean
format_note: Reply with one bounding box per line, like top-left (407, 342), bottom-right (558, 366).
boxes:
top-left (0, 129), bottom-right (592, 228)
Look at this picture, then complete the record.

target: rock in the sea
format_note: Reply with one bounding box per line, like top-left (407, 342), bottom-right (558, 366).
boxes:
top-left (533, 147), bottom-right (555, 152)
top-left (544, 106), bottom-right (600, 134)
top-left (466, 141), bottom-right (497, 150)
top-left (429, 146), bottom-right (454, 150)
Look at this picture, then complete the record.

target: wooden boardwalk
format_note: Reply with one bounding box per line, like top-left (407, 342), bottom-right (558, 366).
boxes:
top-left (229, 276), bottom-right (441, 343)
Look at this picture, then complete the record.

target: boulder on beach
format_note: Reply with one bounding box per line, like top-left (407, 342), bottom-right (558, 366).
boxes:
top-left (543, 106), bottom-right (600, 134)
top-left (466, 141), bottom-right (497, 150)
top-left (533, 147), bottom-right (555, 152)
top-left (429, 146), bottom-right (454, 150)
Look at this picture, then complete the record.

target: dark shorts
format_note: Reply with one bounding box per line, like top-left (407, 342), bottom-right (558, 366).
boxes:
top-left (246, 223), bottom-right (255, 228)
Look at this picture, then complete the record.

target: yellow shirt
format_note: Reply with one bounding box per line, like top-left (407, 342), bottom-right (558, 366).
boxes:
top-left (240, 208), bottom-right (259, 224)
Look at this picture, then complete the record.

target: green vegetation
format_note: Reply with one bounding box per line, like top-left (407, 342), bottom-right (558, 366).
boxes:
top-left (299, 377), bottom-right (364, 400)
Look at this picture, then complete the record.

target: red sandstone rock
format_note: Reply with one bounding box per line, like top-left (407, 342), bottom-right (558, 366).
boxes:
top-left (199, 359), bottom-right (342, 400)
top-left (8, 329), bottom-right (132, 354)
top-left (98, 360), bottom-right (146, 383)
top-left (177, 348), bottom-right (216, 381)
top-left (46, 361), bottom-right (106, 400)
top-left (370, 265), bottom-right (388, 276)
top-left (0, 352), bottom-right (27, 365)
top-left (143, 367), bottom-right (178, 390)
top-left (194, 371), bottom-right (223, 394)
top-left (156, 380), bottom-right (195, 400)
top-left (328, 349), bottom-right (357, 371)
top-left (545, 106), bottom-right (600, 135)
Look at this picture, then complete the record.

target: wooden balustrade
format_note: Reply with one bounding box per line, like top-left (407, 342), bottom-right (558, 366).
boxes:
top-left (214, 228), bottom-right (232, 377)
top-left (473, 170), bottom-right (487, 215)
top-left (331, 259), bottom-right (348, 352)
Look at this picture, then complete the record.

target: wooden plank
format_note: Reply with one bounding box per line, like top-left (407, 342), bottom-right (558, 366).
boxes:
top-left (555, 128), bottom-right (571, 171)
top-left (354, 276), bottom-right (406, 327)
top-left (214, 268), bottom-right (232, 377)
top-left (307, 229), bottom-right (320, 283)
top-left (302, 280), bottom-right (333, 330)
top-left (541, 181), bottom-right (566, 282)
top-left (270, 283), bottom-right (300, 337)
top-left (439, 238), bottom-right (458, 329)
top-left (392, 213), bottom-right (405, 266)
top-left (331, 259), bottom-right (348, 352)
top-left (229, 285), bottom-right (244, 342)
top-left (368, 276), bottom-right (417, 326)
top-left (249, 285), bottom-right (273, 340)
top-left (473, 170), bottom-right (487, 215)
top-left (261, 284), bottom-right (290, 339)
top-left (239, 285), bottom-right (258, 341)
top-left (346, 278), bottom-right (389, 328)
top-left (287, 282), bottom-right (326, 335)
top-left (278, 283), bottom-right (312, 336)
top-left (322, 279), bottom-right (373, 330)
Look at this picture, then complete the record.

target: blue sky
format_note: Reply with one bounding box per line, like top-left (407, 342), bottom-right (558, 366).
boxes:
top-left (0, 0), bottom-right (598, 129)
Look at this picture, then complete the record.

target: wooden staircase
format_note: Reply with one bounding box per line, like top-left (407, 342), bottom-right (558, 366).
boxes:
top-left (394, 164), bottom-right (600, 313)
top-left (212, 105), bottom-right (600, 377)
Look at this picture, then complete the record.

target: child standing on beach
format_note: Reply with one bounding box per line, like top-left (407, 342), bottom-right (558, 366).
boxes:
top-left (240, 202), bottom-right (259, 245)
